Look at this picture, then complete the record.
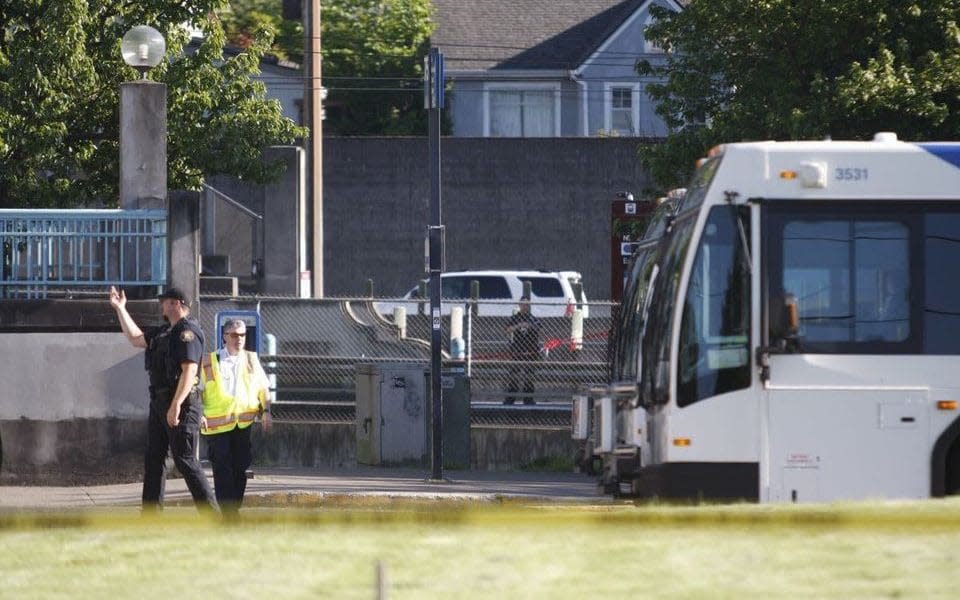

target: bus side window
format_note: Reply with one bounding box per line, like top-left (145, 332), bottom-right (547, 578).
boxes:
top-left (677, 206), bottom-right (752, 407)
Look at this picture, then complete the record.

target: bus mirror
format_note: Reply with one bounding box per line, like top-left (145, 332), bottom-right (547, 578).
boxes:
top-left (770, 291), bottom-right (800, 350)
top-left (784, 293), bottom-right (800, 338)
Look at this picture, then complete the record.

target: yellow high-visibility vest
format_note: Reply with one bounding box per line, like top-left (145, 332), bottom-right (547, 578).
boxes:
top-left (200, 351), bottom-right (265, 435)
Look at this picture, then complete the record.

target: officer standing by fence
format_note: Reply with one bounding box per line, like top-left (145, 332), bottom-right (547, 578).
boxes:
top-left (504, 295), bottom-right (542, 405)
top-left (110, 286), bottom-right (218, 513)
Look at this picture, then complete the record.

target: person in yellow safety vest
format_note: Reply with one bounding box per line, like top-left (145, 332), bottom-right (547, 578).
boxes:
top-left (200, 318), bottom-right (271, 514)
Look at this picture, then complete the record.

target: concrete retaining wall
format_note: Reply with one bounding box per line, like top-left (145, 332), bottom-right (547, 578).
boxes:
top-left (250, 424), bottom-right (578, 472)
top-left (0, 418), bottom-right (576, 485)
top-left (0, 326), bottom-right (575, 482)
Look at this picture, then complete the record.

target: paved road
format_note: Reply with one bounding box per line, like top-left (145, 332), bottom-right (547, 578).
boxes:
top-left (0, 467), bottom-right (604, 510)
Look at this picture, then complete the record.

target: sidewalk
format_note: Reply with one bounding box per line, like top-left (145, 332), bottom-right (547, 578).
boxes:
top-left (0, 467), bottom-right (604, 510)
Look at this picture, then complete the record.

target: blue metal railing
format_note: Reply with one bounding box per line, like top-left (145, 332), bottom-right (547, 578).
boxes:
top-left (0, 209), bottom-right (167, 299)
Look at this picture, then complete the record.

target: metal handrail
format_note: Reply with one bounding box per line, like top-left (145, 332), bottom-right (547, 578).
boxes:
top-left (0, 208), bottom-right (166, 299)
top-left (202, 183), bottom-right (263, 220)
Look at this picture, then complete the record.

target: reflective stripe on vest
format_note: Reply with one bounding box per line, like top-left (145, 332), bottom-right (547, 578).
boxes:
top-left (200, 351), bottom-right (263, 435)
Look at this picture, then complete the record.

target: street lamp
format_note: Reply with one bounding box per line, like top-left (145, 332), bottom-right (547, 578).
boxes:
top-left (120, 25), bottom-right (166, 79)
top-left (119, 25), bottom-right (167, 210)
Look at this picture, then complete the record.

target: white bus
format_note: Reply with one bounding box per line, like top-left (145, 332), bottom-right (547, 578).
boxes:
top-left (575, 133), bottom-right (960, 502)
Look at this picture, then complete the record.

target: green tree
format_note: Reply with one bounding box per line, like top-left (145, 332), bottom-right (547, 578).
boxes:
top-left (220, 0), bottom-right (435, 135)
top-left (0, 0), bottom-right (304, 208)
top-left (639, 1), bottom-right (960, 189)
top-left (219, 0), bottom-right (303, 61)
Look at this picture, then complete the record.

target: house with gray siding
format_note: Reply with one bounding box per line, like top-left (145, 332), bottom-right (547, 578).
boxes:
top-left (187, 37), bottom-right (304, 126)
top-left (431, 0), bottom-right (684, 138)
top-left (253, 53), bottom-right (304, 126)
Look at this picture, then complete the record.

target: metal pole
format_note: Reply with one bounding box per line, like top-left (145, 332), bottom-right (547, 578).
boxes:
top-left (307, 0), bottom-right (324, 297)
top-left (427, 48), bottom-right (444, 481)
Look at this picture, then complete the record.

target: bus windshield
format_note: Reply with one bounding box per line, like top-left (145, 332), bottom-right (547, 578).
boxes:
top-left (765, 202), bottom-right (960, 354)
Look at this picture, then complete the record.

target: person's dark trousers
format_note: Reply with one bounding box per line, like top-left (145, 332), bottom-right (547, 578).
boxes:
top-left (142, 401), bottom-right (169, 511)
top-left (208, 425), bottom-right (253, 514)
top-left (504, 357), bottom-right (536, 405)
top-left (168, 391), bottom-right (219, 513)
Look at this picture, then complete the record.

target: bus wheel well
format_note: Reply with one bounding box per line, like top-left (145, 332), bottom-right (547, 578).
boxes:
top-left (946, 438), bottom-right (960, 496)
top-left (931, 415), bottom-right (960, 497)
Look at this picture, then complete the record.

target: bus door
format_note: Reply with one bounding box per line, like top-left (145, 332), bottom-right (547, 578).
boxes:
top-left (761, 202), bottom-right (931, 502)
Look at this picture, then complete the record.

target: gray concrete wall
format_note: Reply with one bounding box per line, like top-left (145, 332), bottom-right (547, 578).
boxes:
top-left (250, 424), bottom-right (577, 472)
top-left (0, 332), bottom-right (150, 484)
top-left (0, 333), bottom-right (147, 419)
top-left (324, 137), bottom-right (651, 299)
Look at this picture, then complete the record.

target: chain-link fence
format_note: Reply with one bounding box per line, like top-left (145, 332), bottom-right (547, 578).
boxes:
top-left (198, 294), bottom-right (617, 407)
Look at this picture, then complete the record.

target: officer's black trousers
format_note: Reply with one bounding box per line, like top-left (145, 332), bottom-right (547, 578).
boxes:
top-left (142, 403), bottom-right (168, 508)
top-left (207, 425), bottom-right (253, 514)
top-left (143, 391), bottom-right (219, 513)
top-left (504, 356), bottom-right (537, 405)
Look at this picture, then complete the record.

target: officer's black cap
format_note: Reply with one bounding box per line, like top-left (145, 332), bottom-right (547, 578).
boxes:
top-left (157, 287), bottom-right (190, 306)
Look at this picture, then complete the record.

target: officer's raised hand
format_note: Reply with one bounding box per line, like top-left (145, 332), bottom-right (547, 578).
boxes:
top-left (109, 286), bottom-right (126, 309)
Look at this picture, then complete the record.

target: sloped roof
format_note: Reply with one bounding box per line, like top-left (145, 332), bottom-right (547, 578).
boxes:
top-left (431, 0), bottom-right (652, 72)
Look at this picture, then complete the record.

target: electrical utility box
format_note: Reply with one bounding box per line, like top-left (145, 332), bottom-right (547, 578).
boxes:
top-left (355, 363), bottom-right (428, 466)
top-left (427, 363), bottom-right (472, 470)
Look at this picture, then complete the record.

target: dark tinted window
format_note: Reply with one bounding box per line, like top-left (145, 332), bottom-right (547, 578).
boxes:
top-left (521, 276), bottom-right (564, 297)
top-left (766, 203), bottom-right (960, 354)
top-left (611, 242), bottom-right (660, 381)
top-left (677, 207), bottom-right (751, 406)
top-left (641, 212), bottom-right (695, 405)
top-left (925, 213), bottom-right (960, 353)
top-left (783, 219), bottom-right (909, 343)
top-left (441, 276), bottom-right (511, 299)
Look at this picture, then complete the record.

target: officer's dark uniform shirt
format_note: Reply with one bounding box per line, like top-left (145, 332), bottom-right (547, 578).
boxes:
top-left (143, 324), bottom-right (172, 394)
top-left (166, 317), bottom-right (205, 389)
top-left (508, 311), bottom-right (542, 357)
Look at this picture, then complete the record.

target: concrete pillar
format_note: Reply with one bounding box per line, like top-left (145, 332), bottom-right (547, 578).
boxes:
top-left (167, 191), bottom-right (200, 308)
top-left (119, 81), bottom-right (166, 210)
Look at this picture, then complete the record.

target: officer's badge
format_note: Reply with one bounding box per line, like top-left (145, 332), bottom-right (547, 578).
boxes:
top-left (181, 330), bottom-right (195, 342)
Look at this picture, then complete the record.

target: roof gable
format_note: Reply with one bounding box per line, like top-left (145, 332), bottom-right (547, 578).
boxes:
top-left (431, 0), bottom-right (650, 72)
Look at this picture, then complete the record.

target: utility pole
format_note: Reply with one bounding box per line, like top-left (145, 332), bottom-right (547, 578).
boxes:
top-left (425, 47), bottom-right (445, 481)
top-left (305, 0), bottom-right (324, 297)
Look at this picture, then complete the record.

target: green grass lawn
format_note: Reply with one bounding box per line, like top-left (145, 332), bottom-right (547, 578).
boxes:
top-left (2, 498), bottom-right (959, 599)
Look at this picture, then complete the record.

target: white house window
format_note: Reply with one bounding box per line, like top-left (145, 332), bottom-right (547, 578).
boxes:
top-left (604, 83), bottom-right (640, 136)
top-left (486, 86), bottom-right (558, 137)
top-left (611, 87), bottom-right (633, 132)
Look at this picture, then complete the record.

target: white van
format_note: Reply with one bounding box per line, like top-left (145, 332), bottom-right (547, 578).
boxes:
top-left (375, 270), bottom-right (588, 318)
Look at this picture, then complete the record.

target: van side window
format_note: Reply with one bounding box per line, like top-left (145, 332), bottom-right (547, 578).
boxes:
top-left (521, 276), bottom-right (564, 297)
top-left (441, 276), bottom-right (511, 299)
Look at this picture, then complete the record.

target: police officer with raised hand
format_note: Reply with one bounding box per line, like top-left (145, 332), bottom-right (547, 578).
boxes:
top-left (110, 285), bottom-right (218, 514)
